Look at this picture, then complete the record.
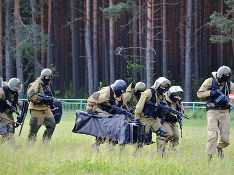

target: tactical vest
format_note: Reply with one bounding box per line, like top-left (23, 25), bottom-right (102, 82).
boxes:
top-left (0, 86), bottom-right (18, 113)
top-left (206, 77), bottom-right (231, 111)
top-left (142, 88), bottom-right (156, 116)
top-left (165, 100), bottom-right (181, 123)
top-left (100, 87), bottom-right (123, 113)
top-left (41, 82), bottom-right (54, 96)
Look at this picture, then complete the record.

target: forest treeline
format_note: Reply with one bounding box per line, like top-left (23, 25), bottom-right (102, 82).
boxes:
top-left (0, 0), bottom-right (233, 101)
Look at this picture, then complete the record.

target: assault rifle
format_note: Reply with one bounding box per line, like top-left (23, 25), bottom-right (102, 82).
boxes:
top-left (101, 103), bottom-right (134, 120)
top-left (37, 93), bottom-right (63, 124)
top-left (215, 89), bottom-right (234, 109)
top-left (18, 100), bottom-right (29, 136)
top-left (6, 100), bottom-right (20, 115)
top-left (145, 100), bottom-right (190, 138)
top-left (37, 93), bottom-right (57, 103)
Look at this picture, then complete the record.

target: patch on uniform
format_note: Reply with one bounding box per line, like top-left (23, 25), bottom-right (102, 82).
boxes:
top-left (228, 94), bottom-right (234, 100)
top-left (92, 92), bottom-right (100, 100)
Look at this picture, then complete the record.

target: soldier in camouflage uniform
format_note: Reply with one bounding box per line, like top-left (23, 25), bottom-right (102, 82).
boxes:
top-left (27, 68), bottom-right (56, 143)
top-left (86, 79), bottom-right (127, 151)
top-left (0, 78), bottom-right (22, 144)
top-left (134, 77), bottom-right (171, 143)
top-left (123, 82), bottom-right (146, 117)
top-left (157, 86), bottom-right (184, 155)
top-left (197, 66), bottom-right (234, 160)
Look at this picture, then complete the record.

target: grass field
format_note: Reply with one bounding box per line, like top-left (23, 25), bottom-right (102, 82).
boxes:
top-left (0, 111), bottom-right (234, 175)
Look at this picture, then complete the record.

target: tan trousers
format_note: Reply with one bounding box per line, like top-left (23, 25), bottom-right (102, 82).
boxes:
top-left (206, 109), bottom-right (230, 155)
top-left (157, 121), bottom-right (179, 153)
top-left (140, 116), bottom-right (161, 134)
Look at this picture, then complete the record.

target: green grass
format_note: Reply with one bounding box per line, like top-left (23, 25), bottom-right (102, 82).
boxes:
top-left (0, 111), bottom-right (234, 175)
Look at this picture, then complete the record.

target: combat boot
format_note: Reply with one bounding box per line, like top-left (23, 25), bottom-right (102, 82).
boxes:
top-left (217, 147), bottom-right (224, 160)
top-left (207, 154), bottom-right (212, 161)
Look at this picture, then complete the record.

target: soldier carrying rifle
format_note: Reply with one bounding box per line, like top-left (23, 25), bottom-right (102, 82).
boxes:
top-left (0, 78), bottom-right (22, 145)
top-left (27, 68), bottom-right (57, 143)
top-left (197, 65), bottom-right (234, 161)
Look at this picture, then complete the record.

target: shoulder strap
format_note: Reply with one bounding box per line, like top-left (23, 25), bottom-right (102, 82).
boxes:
top-left (150, 88), bottom-right (156, 104)
top-left (109, 87), bottom-right (116, 105)
top-left (2, 86), bottom-right (10, 102)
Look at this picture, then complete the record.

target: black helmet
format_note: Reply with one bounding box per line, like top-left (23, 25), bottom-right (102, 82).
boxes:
top-left (113, 79), bottom-right (127, 91)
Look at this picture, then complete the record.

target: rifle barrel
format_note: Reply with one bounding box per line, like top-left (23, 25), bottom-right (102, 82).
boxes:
top-left (0, 116), bottom-right (21, 125)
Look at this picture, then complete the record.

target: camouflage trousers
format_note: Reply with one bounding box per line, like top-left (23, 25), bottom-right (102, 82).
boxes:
top-left (28, 109), bottom-right (56, 143)
top-left (139, 116), bottom-right (161, 134)
top-left (206, 109), bottom-right (230, 156)
top-left (157, 121), bottom-right (179, 154)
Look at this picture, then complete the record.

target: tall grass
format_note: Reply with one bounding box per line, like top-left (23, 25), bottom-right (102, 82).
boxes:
top-left (0, 111), bottom-right (233, 175)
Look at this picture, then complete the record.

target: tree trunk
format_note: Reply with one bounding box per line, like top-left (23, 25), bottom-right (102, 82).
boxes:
top-left (14, 0), bottom-right (24, 97)
top-left (184, 0), bottom-right (192, 102)
top-left (47, 0), bottom-right (52, 68)
top-left (5, 0), bottom-right (13, 81)
top-left (85, 0), bottom-right (94, 95)
top-left (194, 0), bottom-right (199, 82)
top-left (146, 0), bottom-right (153, 88)
top-left (71, 0), bottom-right (80, 96)
top-left (139, 0), bottom-right (144, 81)
top-left (30, 0), bottom-right (40, 78)
top-left (0, 0), bottom-right (3, 77)
top-left (219, 0), bottom-right (223, 66)
top-left (93, 0), bottom-right (98, 90)
top-left (132, 4), bottom-right (137, 82)
top-left (102, 0), bottom-right (109, 84)
top-left (162, 0), bottom-right (167, 77)
top-left (109, 0), bottom-right (115, 83)
top-left (40, 0), bottom-right (46, 67)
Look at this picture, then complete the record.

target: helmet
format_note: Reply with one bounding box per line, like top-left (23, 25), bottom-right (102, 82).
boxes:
top-left (152, 77), bottom-right (171, 89)
top-left (8, 78), bottom-right (22, 92)
top-left (168, 86), bottom-right (183, 97)
top-left (217, 66), bottom-right (231, 78)
top-left (113, 79), bottom-right (127, 91)
top-left (135, 82), bottom-right (146, 92)
top-left (40, 68), bottom-right (53, 79)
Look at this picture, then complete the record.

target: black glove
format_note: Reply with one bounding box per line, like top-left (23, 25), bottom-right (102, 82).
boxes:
top-left (218, 96), bottom-right (227, 105)
top-left (156, 128), bottom-right (165, 137)
top-left (135, 119), bottom-right (141, 124)
top-left (15, 115), bottom-right (23, 128)
top-left (210, 90), bottom-right (219, 97)
top-left (41, 96), bottom-right (53, 104)
top-left (160, 118), bottom-right (165, 125)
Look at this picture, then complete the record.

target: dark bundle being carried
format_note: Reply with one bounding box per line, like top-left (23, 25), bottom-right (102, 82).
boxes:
top-left (72, 110), bottom-right (145, 145)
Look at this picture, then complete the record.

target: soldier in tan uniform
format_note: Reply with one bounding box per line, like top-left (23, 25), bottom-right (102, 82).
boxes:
top-left (27, 68), bottom-right (56, 143)
top-left (134, 77), bottom-right (171, 143)
top-left (86, 79), bottom-right (127, 150)
top-left (0, 78), bottom-right (22, 144)
top-left (123, 82), bottom-right (146, 116)
top-left (197, 66), bottom-right (234, 160)
top-left (157, 86), bottom-right (184, 155)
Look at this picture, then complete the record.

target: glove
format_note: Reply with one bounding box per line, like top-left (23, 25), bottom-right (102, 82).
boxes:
top-left (218, 96), bottom-right (227, 105)
top-left (160, 118), bottom-right (165, 125)
top-left (210, 90), bottom-right (219, 97)
top-left (135, 119), bottom-right (141, 124)
top-left (156, 128), bottom-right (165, 137)
top-left (41, 96), bottom-right (53, 104)
top-left (15, 115), bottom-right (23, 128)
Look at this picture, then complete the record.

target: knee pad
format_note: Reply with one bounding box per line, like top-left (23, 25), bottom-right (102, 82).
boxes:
top-left (44, 117), bottom-right (56, 129)
top-left (7, 124), bottom-right (14, 134)
top-left (29, 117), bottom-right (38, 126)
